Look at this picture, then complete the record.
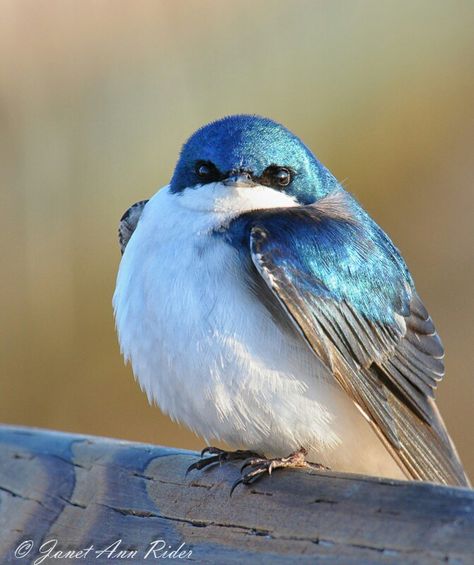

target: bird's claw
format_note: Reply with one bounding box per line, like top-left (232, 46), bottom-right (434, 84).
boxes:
top-left (186, 447), bottom-right (261, 477)
top-left (230, 460), bottom-right (275, 496)
top-left (185, 453), bottom-right (222, 476)
top-left (230, 448), bottom-right (330, 495)
top-left (240, 457), bottom-right (270, 473)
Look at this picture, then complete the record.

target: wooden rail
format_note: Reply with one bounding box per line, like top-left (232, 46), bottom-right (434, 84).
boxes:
top-left (0, 425), bottom-right (473, 564)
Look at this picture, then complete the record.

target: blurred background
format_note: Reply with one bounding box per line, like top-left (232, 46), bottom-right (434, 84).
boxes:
top-left (1, 1), bottom-right (473, 477)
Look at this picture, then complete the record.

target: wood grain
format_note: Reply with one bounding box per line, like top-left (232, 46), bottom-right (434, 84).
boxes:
top-left (0, 425), bottom-right (473, 564)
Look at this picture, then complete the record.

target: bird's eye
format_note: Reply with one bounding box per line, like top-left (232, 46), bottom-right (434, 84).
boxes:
top-left (195, 161), bottom-right (220, 182)
top-left (274, 168), bottom-right (291, 187)
top-left (262, 166), bottom-right (292, 188)
top-left (197, 164), bottom-right (210, 177)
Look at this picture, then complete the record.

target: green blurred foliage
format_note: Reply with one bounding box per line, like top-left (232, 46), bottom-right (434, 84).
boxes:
top-left (1, 1), bottom-right (473, 476)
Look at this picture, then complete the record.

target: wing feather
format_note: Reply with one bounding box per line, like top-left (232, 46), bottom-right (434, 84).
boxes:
top-left (118, 200), bottom-right (149, 254)
top-left (241, 199), bottom-right (469, 487)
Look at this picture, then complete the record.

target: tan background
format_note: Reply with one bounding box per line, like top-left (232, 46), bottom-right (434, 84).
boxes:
top-left (1, 1), bottom-right (473, 477)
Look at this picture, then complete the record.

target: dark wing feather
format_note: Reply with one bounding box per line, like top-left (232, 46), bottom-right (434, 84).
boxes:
top-left (118, 200), bottom-right (149, 254)
top-left (241, 195), bottom-right (469, 487)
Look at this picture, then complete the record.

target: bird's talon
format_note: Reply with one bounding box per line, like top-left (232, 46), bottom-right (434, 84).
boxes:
top-left (229, 478), bottom-right (244, 497)
top-left (240, 457), bottom-right (264, 472)
top-left (187, 447), bottom-right (264, 479)
top-left (200, 446), bottom-right (223, 458)
top-left (185, 462), bottom-right (197, 477)
top-left (185, 453), bottom-right (222, 476)
top-left (231, 448), bottom-right (328, 492)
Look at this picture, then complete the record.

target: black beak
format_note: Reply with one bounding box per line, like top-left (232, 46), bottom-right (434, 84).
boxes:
top-left (222, 172), bottom-right (257, 188)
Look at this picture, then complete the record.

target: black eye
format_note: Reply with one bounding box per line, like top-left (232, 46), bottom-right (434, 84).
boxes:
top-left (197, 163), bottom-right (210, 177)
top-left (274, 168), bottom-right (291, 187)
top-left (261, 166), bottom-right (292, 188)
top-left (195, 161), bottom-right (220, 182)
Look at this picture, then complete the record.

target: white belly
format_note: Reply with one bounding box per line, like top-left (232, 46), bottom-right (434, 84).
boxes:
top-left (113, 186), bottom-right (405, 479)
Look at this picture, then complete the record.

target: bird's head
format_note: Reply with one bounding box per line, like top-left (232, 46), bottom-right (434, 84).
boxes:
top-left (170, 115), bottom-right (339, 208)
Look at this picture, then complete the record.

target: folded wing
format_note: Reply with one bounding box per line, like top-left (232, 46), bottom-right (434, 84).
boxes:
top-left (233, 191), bottom-right (469, 486)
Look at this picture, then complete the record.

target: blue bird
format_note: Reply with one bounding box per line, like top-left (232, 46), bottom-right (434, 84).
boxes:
top-left (113, 115), bottom-right (469, 490)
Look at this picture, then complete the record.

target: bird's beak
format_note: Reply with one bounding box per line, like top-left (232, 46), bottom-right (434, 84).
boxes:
top-left (222, 173), bottom-right (257, 188)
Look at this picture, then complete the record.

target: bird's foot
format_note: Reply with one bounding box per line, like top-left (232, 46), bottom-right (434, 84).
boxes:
top-left (230, 447), bottom-right (329, 495)
top-left (186, 446), bottom-right (262, 476)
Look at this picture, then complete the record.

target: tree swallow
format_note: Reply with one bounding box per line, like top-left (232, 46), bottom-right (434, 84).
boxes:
top-left (113, 115), bottom-right (470, 490)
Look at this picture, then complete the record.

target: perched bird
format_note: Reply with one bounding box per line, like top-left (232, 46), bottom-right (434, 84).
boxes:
top-left (113, 115), bottom-right (470, 491)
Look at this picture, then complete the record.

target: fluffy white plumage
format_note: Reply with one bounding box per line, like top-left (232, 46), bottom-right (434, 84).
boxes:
top-left (113, 183), bottom-right (405, 479)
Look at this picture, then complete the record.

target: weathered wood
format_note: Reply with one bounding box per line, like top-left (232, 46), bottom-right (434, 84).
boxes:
top-left (0, 425), bottom-right (473, 564)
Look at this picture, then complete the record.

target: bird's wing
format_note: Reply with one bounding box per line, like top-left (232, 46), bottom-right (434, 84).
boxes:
top-left (118, 200), bottom-right (149, 254)
top-left (233, 190), bottom-right (469, 486)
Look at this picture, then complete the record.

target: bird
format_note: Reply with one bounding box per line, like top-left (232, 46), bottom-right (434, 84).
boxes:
top-left (113, 114), bottom-right (470, 492)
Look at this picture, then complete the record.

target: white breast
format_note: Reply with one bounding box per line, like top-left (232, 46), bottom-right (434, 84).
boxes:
top-left (113, 184), bottom-right (405, 479)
